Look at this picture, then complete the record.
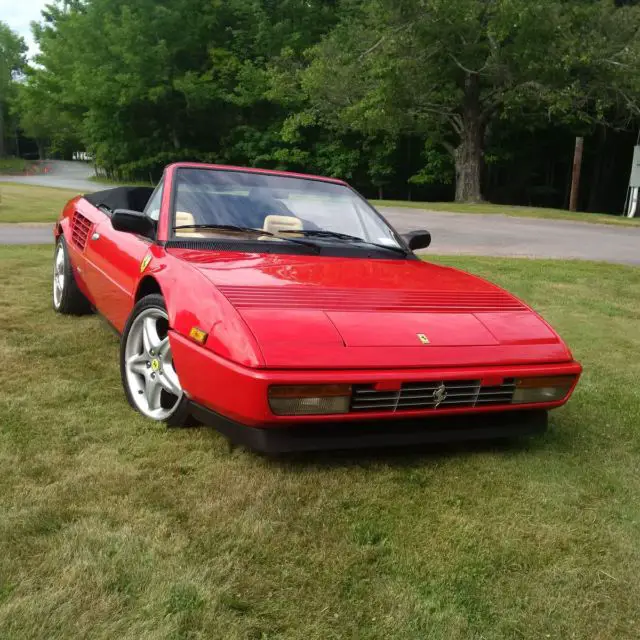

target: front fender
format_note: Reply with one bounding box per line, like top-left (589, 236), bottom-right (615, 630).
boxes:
top-left (145, 250), bottom-right (265, 368)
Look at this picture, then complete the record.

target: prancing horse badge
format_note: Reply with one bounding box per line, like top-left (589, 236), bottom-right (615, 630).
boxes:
top-left (140, 253), bottom-right (152, 273)
top-left (417, 333), bottom-right (430, 344)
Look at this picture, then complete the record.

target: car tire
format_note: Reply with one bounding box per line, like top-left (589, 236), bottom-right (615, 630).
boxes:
top-left (120, 293), bottom-right (195, 428)
top-left (52, 236), bottom-right (92, 315)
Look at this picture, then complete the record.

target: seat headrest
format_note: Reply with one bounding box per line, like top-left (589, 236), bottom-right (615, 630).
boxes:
top-left (174, 211), bottom-right (206, 238)
top-left (263, 215), bottom-right (303, 236)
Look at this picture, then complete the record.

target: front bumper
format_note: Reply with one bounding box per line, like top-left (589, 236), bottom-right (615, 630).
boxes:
top-left (189, 403), bottom-right (548, 453)
top-left (170, 330), bottom-right (580, 431)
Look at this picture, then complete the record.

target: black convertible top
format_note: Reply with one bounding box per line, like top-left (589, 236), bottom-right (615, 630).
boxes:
top-left (83, 186), bottom-right (155, 213)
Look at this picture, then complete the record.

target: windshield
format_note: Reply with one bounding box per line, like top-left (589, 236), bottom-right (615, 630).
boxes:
top-left (171, 168), bottom-right (402, 249)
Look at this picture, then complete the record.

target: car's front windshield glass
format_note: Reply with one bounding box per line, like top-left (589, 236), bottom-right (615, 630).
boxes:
top-left (171, 168), bottom-right (401, 249)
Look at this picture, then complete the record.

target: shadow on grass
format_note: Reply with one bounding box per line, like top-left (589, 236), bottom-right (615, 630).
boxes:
top-left (192, 419), bottom-right (571, 469)
top-left (274, 433), bottom-right (557, 469)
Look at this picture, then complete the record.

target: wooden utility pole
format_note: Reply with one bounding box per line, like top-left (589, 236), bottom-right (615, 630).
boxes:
top-left (569, 136), bottom-right (584, 212)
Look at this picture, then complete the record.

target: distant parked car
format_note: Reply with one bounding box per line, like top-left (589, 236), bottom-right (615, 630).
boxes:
top-left (52, 163), bottom-right (581, 452)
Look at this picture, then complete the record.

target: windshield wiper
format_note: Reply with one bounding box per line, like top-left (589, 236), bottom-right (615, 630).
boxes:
top-left (279, 229), bottom-right (361, 241)
top-left (278, 229), bottom-right (408, 256)
top-left (172, 224), bottom-right (320, 253)
top-left (174, 224), bottom-right (268, 234)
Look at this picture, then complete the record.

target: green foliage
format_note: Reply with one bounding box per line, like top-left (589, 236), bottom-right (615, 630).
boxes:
top-left (16, 0), bottom-right (341, 180)
top-left (409, 141), bottom-right (455, 186)
top-left (0, 22), bottom-right (27, 157)
top-left (11, 69), bottom-right (81, 159)
top-left (302, 0), bottom-right (640, 200)
top-left (0, 22), bottom-right (25, 91)
top-left (0, 157), bottom-right (29, 174)
top-left (11, 0), bottom-right (640, 204)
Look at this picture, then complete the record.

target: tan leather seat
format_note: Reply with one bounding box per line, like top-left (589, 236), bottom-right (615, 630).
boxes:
top-left (174, 212), bottom-right (304, 240)
top-left (263, 215), bottom-right (303, 236)
top-left (174, 211), bottom-right (206, 238)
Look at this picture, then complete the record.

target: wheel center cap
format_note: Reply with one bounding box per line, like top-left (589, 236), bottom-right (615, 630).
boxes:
top-left (150, 358), bottom-right (160, 372)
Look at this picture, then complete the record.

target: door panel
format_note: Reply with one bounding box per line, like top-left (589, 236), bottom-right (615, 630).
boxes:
top-left (83, 220), bottom-right (150, 331)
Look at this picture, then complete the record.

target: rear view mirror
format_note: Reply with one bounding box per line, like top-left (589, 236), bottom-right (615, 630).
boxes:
top-left (404, 230), bottom-right (431, 251)
top-left (111, 209), bottom-right (155, 238)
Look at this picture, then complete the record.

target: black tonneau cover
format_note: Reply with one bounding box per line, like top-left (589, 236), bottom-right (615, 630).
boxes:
top-left (83, 187), bottom-right (154, 213)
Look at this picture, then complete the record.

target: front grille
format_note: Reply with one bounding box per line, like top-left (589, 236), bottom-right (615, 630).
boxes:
top-left (71, 212), bottom-right (92, 250)
top-left (351, 378), bottom-right (516, 413)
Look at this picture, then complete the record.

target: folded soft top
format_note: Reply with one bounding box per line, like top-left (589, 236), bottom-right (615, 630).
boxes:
top-left (83, 186), bottom-right (155, 213)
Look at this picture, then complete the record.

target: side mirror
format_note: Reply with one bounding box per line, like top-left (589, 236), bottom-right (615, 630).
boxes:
top-left (111, 209), bottom-right (155, 238)
top-left (404, 230), bottom-right (431, 251)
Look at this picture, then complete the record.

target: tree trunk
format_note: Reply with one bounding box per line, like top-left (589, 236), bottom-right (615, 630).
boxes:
top-left (455, 137), bottom-right (482, 202)
top-left (454, 74), bottom-right (484, 203)
top-left (36, 139), bottom-right (45, 160)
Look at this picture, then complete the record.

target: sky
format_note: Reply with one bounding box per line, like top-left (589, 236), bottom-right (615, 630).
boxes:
top-left (1, 0), bottom-right (50, 58)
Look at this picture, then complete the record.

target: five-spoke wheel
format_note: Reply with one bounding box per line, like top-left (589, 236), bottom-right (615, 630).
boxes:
top-left (124, 307), bottom-right (183, 420)
top-left (53, 242), bottom-right (66, 309)
top-left (52, 237), bottom-right (92, 315)
top-left (120, 293), bottom-right (193, 426)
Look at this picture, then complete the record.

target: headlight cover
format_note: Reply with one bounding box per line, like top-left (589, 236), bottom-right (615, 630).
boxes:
top-left (268, 384), bottom-right (352, 416)
top-left (512, 375), bottom-right (576, 404)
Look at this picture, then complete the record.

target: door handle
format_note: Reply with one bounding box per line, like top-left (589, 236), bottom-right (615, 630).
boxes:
top-left (91, 232), bottom-right (101, 241)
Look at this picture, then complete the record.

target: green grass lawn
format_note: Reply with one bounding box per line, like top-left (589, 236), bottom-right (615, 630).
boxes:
top-left (90, 175), bottom-right (155, 187)
top-left (0, 183), bottom-right (81, 223)
top-left (1, 246), bottom-right (639, 639)
top-left (0, 158), bottom-right (32, 175)
top-left (372, 199), bottom-right (640, 227)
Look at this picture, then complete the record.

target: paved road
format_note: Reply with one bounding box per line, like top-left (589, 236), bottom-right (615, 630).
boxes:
top-left (0, 223), bottom-right (53, 245)
top-left (2, 161), bottom-right (639, 265)
top-left (381, 206), bottom-right (640, 265)
top-left (0, 160), bottom-right (100, 192)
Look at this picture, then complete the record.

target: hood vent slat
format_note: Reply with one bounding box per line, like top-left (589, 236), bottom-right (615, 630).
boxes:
top-left (218, 285), bottom-right (526, 313)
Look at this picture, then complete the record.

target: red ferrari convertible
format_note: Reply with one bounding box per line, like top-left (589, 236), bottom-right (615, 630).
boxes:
top-left (53, 162), bottom-right (581, 452)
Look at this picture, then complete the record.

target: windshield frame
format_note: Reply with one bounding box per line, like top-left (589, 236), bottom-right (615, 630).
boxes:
top-left (167, 167), bottom-right (409, 256)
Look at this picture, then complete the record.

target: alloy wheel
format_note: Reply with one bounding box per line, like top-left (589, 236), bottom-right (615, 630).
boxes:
top-left (53, 243), bottom-right (65, 309)
top-left (124, 307), bottom-right (183, 420)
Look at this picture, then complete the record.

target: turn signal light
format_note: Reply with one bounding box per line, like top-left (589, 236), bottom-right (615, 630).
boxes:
top-left (268, 384), bottom-right (352, 416)
top-left (189, 327), bottom-right (208, 345)
top-left (512, 375), bottom-right (576, 404)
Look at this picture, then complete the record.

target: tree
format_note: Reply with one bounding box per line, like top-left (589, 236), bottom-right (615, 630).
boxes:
top-left (12, 62), bottom-right (84, 160)
top-left (302, 0), bottom-right (640, 201)
top-left (0, 22), bottom-right (27, 157)
top-left (25, 0), bottom-right (339, 178)
top-left (19, 0), bottom-right (640, 210)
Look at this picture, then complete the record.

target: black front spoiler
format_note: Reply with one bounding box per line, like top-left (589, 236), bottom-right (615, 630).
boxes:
top-left (189, 403), bottom-right (548, 454)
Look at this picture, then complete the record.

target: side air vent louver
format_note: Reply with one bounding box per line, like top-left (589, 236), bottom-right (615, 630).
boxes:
top-left (71, 212), bottom-right (92, 250)
top-left (350, 378), bottom-right (516, 413)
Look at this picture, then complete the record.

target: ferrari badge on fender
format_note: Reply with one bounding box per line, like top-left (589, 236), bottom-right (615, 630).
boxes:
top-left (140, 253), bottom-right (152, 273)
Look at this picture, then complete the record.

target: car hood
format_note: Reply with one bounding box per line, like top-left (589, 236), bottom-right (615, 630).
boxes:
top-left (171, 249), bottom-right (572, 368)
